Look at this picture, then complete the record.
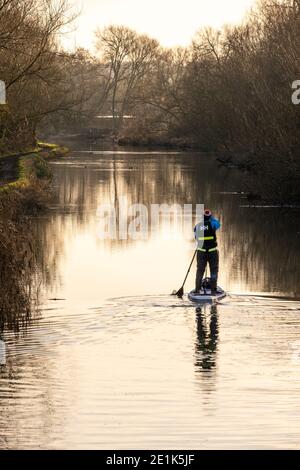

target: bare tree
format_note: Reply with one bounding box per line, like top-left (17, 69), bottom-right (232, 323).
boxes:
top-left (0, 0), bottom-right (92, 150)
top-left (95, 25), bottom-right (159, 134)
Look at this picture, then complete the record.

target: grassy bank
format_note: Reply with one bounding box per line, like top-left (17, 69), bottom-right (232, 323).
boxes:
top-left (0, 142), bottom-right (68, 188)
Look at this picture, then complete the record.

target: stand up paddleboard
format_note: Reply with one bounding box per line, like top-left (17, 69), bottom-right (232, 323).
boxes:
top-left (188, 278), bottom-right (226, 303)
top-left (188, 288), bottom-right (226, 303)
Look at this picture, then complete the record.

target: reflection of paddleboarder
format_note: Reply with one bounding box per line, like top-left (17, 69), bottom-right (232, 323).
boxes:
top-left (194, 209), bottom-right (221, 295)
top-left (195, 305), bottom-right (219, 371)
top-left (0, 339), bottom-right (6, 366)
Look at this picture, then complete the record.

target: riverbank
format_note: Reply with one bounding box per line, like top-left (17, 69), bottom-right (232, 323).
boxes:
top-left (0, 142), bottom-right (69, 190)
top-left (0, 142), bottom-right (69, 213)
top-left (117, 134), bottom-right (196, 150)
top-left (0, 142), bottom-right (69, 330)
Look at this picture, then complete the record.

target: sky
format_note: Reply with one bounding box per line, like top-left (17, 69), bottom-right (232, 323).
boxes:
top-left (62, 0), bottom-right (257, 52)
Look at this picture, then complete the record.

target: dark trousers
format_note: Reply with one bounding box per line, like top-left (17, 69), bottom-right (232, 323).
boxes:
top-left (195, 250), bottom-right (219, 292)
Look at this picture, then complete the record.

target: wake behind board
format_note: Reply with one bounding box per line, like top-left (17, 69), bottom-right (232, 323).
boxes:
top-left (188, 288), bottom-right (226, 303)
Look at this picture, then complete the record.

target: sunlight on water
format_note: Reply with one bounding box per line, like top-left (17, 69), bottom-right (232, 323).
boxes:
top-left (0, 149), bottom-right (300, 449)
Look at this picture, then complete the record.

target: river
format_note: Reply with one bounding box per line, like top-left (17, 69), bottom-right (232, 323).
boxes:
top-left (0, 144), bottom-right (300, 449)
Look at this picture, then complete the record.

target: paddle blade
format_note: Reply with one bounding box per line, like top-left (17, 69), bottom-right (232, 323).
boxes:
top-left (175, 287), bottom-right (184, 298)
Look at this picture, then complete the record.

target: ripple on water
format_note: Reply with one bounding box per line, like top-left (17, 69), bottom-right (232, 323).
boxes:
top-left (1, 294), bottom-right (300, 449)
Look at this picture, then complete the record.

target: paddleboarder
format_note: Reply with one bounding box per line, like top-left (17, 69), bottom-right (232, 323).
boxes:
top-left (194, 209), bottom-right (221, 295)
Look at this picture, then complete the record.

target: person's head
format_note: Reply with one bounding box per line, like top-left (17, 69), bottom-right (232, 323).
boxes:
top-left (204, 209), bottom-right (212, 220)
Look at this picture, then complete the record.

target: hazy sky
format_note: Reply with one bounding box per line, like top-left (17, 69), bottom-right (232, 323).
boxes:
top-left (63, 0), bottom-right (256, 51)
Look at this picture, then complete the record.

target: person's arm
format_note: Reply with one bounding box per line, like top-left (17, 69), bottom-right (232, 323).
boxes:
top-left (211, 218), bottom-right (221, 230)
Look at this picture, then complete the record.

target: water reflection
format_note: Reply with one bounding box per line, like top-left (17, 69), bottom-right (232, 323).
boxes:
top-left (0, 350), bottom-right (67, 450)
top-left (0, 339), bottom-right (6, 366)
top-left (1, 146), bottom-right (300, 449)
top-left (194, 305), bottom-right (219, 372)
top-left (35, 150), bottom-right (300, 298)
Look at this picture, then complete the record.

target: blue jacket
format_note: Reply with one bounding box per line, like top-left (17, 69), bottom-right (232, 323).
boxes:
top-left (210, 217), bottom-right (221, 231)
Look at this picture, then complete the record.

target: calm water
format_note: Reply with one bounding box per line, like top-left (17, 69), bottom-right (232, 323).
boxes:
top-left (0, 147), bottom-right (300, 449)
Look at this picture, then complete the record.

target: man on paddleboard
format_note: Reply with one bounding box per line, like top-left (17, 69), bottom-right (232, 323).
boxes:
top-left (194, 209), bottom-right (221, 295)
